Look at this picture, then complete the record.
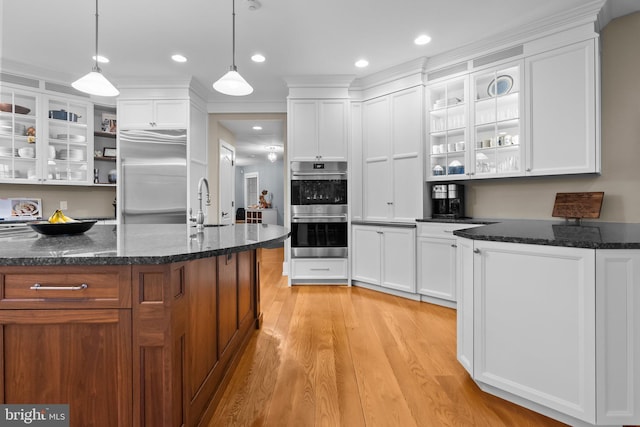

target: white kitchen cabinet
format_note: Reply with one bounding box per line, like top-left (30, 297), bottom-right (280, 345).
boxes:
top-left (118, 99), bottom-right (188, 129)
top-left (350, 102), bottom-right (363, 220)
top-left (427, 75), bottom-right (469, 181)
top-left (595, 250), bottom-right (640, 426)
top-left (455, 237), bottom-right (474, 376)
top-left (0, 85), bottom-right (39, 184)
top-left (525, 39), bottom-right (598, 175)
top-left (362, 86), bottom-right (423, 222)
top-left (43, 96), bottom-right (94, 185)
top-left (351, 224), bottom-right (416, 293)
top-left (472, 240), bottom-right (596, 423)
top-left (470, 61), bottom-right (525, 179)
top-left (417, 223), bottom-right (483, 307)
top-left (288, 99), bottom-right (348, 161)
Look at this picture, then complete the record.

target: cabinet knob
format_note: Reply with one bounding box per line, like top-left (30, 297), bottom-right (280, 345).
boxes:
top-left (451, 244), bottom-right (457, 248)
top-left (473, 248), bottom-right (480, 254)
top-left (526, 168), bottom-right (532, 172)
top-left (387, 202), bottom-right (393, 205)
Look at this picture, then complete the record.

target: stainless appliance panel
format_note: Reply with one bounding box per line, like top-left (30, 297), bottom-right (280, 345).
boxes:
top-left (290, 161), bottom-right (347, 180)
top-left (119, 129), bottom-right (187, 224)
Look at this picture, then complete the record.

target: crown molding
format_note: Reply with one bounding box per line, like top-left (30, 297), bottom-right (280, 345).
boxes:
top-left (352, 57), bottom-right (426, 92)
top-left (425, 0), bottom-right (604, 71)
top-left (283, 75), bottom-right (355, 88)
top-left (207, 100), bottom-right (286, 113)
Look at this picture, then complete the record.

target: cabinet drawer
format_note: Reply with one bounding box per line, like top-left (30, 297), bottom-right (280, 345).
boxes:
top-left (417, 222), bottom-right (484, 238)
top-left (291, 259), bottom-right (348, 280)
top-left (0, 265), bottom-right (131, 309)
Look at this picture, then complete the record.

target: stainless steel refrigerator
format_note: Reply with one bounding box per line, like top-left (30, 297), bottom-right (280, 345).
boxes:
top-left (118, 129), bottom-right (187, 224)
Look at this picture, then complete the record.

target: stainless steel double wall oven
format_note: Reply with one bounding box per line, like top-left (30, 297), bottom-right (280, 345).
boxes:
top-left (290, 161), bottom-right (347, 258)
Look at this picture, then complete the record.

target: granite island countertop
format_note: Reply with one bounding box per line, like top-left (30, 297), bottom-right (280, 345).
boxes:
top-left (0, 223), bottom-right (290, 266)
top-left (452, 219), bottom-right (640, 249)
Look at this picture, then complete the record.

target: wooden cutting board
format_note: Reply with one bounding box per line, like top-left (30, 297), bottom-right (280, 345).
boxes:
top-left (552, 192), bottom-right (604, 219)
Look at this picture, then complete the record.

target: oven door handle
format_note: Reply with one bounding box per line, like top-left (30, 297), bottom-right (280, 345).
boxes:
top-left (291, 172), bottom-right (347, 178)
top-left (291, 214), bottom-right (347, 222)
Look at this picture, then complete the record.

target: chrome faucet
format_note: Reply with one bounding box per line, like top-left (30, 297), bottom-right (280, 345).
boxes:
top-left (190, 177), bottom-right (211, 231)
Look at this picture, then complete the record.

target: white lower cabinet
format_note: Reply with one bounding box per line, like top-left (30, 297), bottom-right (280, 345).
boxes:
top-left (352, 224), bottom-right (416, 293)
top-left (457, 238), bottom-right (640, 426)
top-left (595, 250), bottom-right (640, 426)
top-left (417, 222), bottom-right (483, 306)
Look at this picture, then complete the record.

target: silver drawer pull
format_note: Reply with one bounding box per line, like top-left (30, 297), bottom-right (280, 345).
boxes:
top-left (30, 283), bottom-right (88, 291)
top-left (310, 268), bottom-right (331, 271)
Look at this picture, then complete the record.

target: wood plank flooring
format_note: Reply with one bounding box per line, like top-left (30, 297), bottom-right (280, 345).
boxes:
top-left (208, 255), bottom-right (566, 427)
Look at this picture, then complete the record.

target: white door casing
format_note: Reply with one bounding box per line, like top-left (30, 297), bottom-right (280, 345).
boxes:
top-left (219, 140), bottom-right (235, 225)
top-left (244, 172), bottom-right (259, 210)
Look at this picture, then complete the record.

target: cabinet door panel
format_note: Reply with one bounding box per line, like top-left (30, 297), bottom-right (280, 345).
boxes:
top-left (154, 100), bottom-right (188, 128)
top-left (474, 242), bottom-right (596, 422)
top-left (392, 155), bottom-right (421, 221)
top-left (364, 159), bottom-right (390, 221)
top-left (363, 97), bottom-right (390, 160)
top-left (381, 227), bottom-right (415, 292)
top-left (391, 87), bottom-right (423, 155)
top-left (1, 309), bottom-right (132, 426)
top-left (218, 253), bottom-right (238, 355)
top-left (351, 226), bottom-right (381, 284)
top-left (417, 236), bottom-right (456, 300)
top-left (118, 100), bottom-right (154, 129)
top-left (290, 100), bottom-right (318, 160)
top-left (318, 100), bottom-right (348, 160)
top-left (526, 40), bottom-right (597, 175)
top-left (456, 237), bottom-right (474, 376)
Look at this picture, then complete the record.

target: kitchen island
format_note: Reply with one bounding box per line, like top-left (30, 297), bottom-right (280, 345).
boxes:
top-left (454, 220), bottom-right (640, 427)
top-left (0, 223), bottom-right (289, 427)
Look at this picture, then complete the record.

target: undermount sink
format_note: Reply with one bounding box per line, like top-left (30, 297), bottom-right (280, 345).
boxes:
top-left (0, 223), bottom-right (38, 240)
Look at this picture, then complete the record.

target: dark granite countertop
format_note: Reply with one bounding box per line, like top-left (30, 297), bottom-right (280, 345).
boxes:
top-left (0, 223), bottom-right (290, 266)
top-left (453, 219), bottom-right (640, 249)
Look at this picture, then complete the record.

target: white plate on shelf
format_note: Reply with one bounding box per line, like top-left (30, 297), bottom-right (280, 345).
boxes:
top-left (488, 75), bottom-right (513, 97)
top-left (56, 134), bottom-right (86, 143)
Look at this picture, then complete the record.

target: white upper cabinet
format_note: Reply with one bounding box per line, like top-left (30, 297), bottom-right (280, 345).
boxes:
top-left (470, 61), bottom-right (525, 179)
top-left (289, 99), bottom-right (348, 161)
top-left (363, 86), bottom-right (423, 222)
top-left (525, 39), bottom-right (598, 175)
top-left (0, 86), bottom-right (39, 184)
top-left (44, 96), bottom-right (94, 185)
top-left (427, 76), bottom-right (469, 181)
top-left (118, 99), bottom-right (188, 129)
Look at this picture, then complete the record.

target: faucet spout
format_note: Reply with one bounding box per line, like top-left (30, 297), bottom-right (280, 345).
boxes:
top-left (194, 177), bottom-right (211, 231)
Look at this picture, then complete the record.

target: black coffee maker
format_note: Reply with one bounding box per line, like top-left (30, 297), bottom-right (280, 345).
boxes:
top-left (431, 184), bottom-right (465, 218)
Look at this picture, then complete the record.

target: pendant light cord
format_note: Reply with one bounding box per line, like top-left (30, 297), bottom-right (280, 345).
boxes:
top-left (231, 0), bottom-right (237, 71)
top-left (93, 0), bottom-right (101, 72)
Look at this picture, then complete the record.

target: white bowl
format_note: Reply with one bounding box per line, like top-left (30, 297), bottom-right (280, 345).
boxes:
top-left (18, 147), bottom-right (35, 158)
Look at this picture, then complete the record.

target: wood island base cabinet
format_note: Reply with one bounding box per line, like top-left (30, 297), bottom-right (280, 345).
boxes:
top-left (0, 250), bottom-right (259, 427)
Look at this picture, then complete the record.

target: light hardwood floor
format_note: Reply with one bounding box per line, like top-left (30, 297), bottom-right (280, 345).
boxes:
top-left (209, 253), bottom-right (566, 427)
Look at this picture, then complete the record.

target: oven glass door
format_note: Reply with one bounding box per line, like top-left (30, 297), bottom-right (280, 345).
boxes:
top-left (291, 221), bottom-right (348, 258)
top-left (291, 179), bottom-right (347, 205)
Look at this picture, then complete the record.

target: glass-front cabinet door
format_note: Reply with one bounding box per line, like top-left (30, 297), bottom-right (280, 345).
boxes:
top-left (0, 86), bottom-right (39, 183)
top-left (45, 97), bottom-right (93, 184)
top-left (471, 62), bottom-right (524, 178)
top-left (427, 76), bottom-right (469, 180)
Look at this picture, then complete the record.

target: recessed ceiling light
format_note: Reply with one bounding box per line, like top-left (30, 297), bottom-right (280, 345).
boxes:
top-left (92, 55), bottom-right (110, 63)
top-left (171, 54), bottom-right (187, 63)
top-left (355, 59), bottom-right (369, 68)
top-left (414, 34), bottom-right (432, 45)
top-left (251, 54), bottom-right (266, 63)
top-left (252, 125), bottom-right (263, 130)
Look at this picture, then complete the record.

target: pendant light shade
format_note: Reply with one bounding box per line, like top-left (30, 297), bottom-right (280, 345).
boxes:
top-left (213, 0), bottom-right (253, 96)
top-left (72, 0), bottom-right (119, 97)
top-left (72, 69), bottom-right (119, 97)
top-left (213, 68), bottom-right (253, 96)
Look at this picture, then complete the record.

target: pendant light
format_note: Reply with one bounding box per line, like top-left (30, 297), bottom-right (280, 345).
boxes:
top-left (72, 0), bottom-right (119, 97)
top-left (213, 0), bottom-right (253, 96)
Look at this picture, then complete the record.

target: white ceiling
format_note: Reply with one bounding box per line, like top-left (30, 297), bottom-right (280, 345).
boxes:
top-left (2, 0), bottom-right (638, 163)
